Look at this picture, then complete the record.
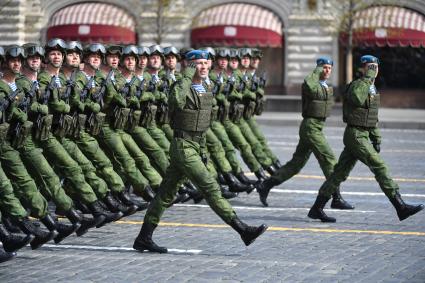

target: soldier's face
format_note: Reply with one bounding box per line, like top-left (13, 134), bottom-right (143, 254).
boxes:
top-left (240, 56), bottom-right (250, 68)
top-left (149, 55), bottom-right (162, 70)
top-left (217, 57), bottom-right (228, 70)
top-left (48, 50), bottom-right (63, 68)
top-left (165, 55), bottom-right (177, 70)
top-left (66, 52), bottom-right (80, 68)
top-left (320, 64), bottom-right (332, 80)
top-left (26, 55), bottom-right (41, 72)
top-left (364, 63), bottom-right (379, 78)
top-left (138, 56), bottom-right (148, 69)
top-left (87, 54), bottom-right (101, 69)
top-left (106, 54), bottom-right (119, 69)
top-left (229, 58), bottom-right (239, 70)
top-left (7, 58), bottom-right (21, 74)
top-left (250, 58), bottom-right (260, 69)
top-left (123, 56), bottom-right (136, 72)
top-left (194, 59), bottom-right (209, 79)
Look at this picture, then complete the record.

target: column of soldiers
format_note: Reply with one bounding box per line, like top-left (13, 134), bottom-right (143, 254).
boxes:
top-left (0, 39), bottom-right (423, 261)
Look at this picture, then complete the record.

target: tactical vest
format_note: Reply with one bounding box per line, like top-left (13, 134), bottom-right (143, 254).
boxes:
top-left (139, 101), bottom-right (157, 128)
top-left (254, 95), bottom-right (265, 116)
top-left (52, 86), bottom-right (74, 138)
top-left (217, 100), bottom-right (230, 123)
top-left (302, 85), bottom-right (334, 119)
top-left (343, 89), bottom-right (380, 128)
top-left (172, 87), bottom-right (213, 133)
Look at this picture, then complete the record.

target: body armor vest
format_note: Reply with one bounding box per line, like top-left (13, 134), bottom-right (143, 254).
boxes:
top-left (172, 87), bottom-right (213, 133)
top-left (343, 89), bottom-right (380, 128)
top-left (229, 101), bottom-right (245, 123)
top-left (302, 84), bottom-right (334, 119)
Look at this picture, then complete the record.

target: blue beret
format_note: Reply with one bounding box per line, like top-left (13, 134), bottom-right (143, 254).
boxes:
top-left (316, 57), bottom-right (333, 66)
top-left (186, 50), bottom-right (209, 60)
top-left (360, 55), bottom-right (379, 64)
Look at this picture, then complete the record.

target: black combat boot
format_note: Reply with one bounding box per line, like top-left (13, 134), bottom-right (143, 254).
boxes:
top-left (141, 185), bottom-right (155, 202)
top-left (273, 159), bottom-right (282, 169)
top-left (116, 190), bottom-right (149, 211)
top-left (2, 217), bottom-right (21, 233)
top-left (220, 185), bottom-right (238, 199)
top-left (308, 195), bottom-right (336, 223)
top-left (167, 191), bottom-right (191, 207)
top-left (182, 182), bottom-right (204, 203)
top-left (229, 216), bottom-right (268, 246)
top-left (236, 171), bottom-right (256, 185)
top-left (0, 224), bottom-right (33, 252)
top-left (0, 250), bottom-right (16, 263)
top-left (331, 187), bottom-right (354, 210)
top-left (265, 165), bottom-right (277, 175)
top-left (40, 213), bottom-right (79, 244)
top-left (88, 200), bottom-right (124, 228)
top-left (133, 222), bottom-right (167, 253)
top-left (223, 172), bottom-right (254, 194)
top-left (254, 168), bottom-right (268, 181)
top-left (103, 192), bottom-right (138, 217)
top-left (65, 208), bottom-right (102, 237)
top-left (256, 178), bottom-right (279, 207)
top-left (389, 192), bottom-right (424, 221)
top-left (17, 217), bottom-right (57, 250)
top-left (217, 173), bottom-right (227, 185)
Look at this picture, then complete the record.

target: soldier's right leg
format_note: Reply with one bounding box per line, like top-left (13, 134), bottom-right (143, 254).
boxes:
top-left (19, 135), bottom-right (74, 212)
top-left (61, 137), bottom-right (108, 199)
top-left (0, 164), bottom-right (28, 220)
top-left (131, 126), bottom-right (170, 176)
top-left (206, 128), bottom-right (233, 174)
top-left (97, 124), bottom-right (153, 200)
top-left (0, 143), bottom-right (48, 218)
top-left (223, 120), bottom-right (262, 173)
top-left (309, 148), bottom-right (358, 222)
top-left (211, 121), bottom-right (243, 175)
top-left (75, 131), bottom-right (125, 194)
top-left (147, 126), bottom-right (171, 155)
top-left (38, 134), bottom-right (98, 205)
top-left (238, 119), bottom-right (273, 170)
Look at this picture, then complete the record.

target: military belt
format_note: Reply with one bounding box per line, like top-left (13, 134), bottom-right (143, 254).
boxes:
top-left (174, 130), bottom-right (205, 143)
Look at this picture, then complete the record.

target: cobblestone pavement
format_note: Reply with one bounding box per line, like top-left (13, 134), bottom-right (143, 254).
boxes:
top-left (1, 125), bottom-right (424, 283)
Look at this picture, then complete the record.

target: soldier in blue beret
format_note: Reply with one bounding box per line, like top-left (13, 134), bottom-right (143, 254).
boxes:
top-left (134, 50), bottom-right (268, 253)
top-left (257, 57), bottom-right (353, 209)
top-left (308, 55), bottom-right (424, 222)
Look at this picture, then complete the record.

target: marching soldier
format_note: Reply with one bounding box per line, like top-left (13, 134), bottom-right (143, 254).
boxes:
top-left (256, 58), bottom-right (354, 209)
top-left (146, 45), bottom-right (172, 152)
top-left (133, 50), bottom-right (268, 253)
top-left (308, 55), bottom-right (424, 222)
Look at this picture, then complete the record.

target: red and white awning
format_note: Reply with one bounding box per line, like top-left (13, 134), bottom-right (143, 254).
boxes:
top-left (345, 6), bottom-right (425, 47)
top-left (47, 3), bottom-right (136, 44)
top-left (191, 3), bottom-right (283, 47)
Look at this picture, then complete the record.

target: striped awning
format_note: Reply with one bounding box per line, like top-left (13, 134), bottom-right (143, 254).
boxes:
top-left (47, 2), bottom-right (136, 44)
top-left (191, 3), bottom-right (283, 47)
top-left (344, 6), bottom-right (425, 47)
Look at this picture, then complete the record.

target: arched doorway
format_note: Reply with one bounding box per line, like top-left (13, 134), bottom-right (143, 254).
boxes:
top-left (47, 2), bottom-right (137, 44)
top-left (340, 5), bottom-right (425, 108)
top-left (190, 3), bottom-right (284, 93)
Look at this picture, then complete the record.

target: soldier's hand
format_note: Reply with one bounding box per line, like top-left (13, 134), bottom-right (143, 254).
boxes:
top-left (37, 104), bottom-right (49, 115)
top-left (183, 61), bottom-right (197, 79)
top-left (91, 103), bottom-right (101, 113)
top-left (63, 104), bottom-right (71, 113)
top-left (372, 142), bottom-right (380, 153)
